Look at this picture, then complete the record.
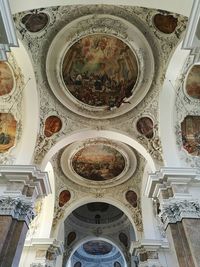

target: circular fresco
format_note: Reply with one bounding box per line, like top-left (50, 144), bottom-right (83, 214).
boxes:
top-left (44, 115), bottom-right (62, 137)
top-left (186, 65), bottom-right (200, 99)
top-left (83, 241), bottom-right (113, 255)
top-left (72, 143), bottom-right (125, 181)
top-left (0, 62), bottom-right (14, 96)
top-left (58, 190), bottom-right (71, 207)
top-left (62, 34), bottom-right (138, 108)
top-left (136, 117), bottom-right (154, 139)
top-left (21, 13), bottom-right (49, 32)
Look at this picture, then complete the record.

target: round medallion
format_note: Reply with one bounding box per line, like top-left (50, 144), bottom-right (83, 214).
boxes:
top-left (136, 117), bottom-right (154, 139)
top-left (62, 34), bottom-right (138, 108)
top-left (153, 14), bottom-right (178, 34)
top-left (0, 62), bottom-right (14, 96)
top-left (44, 115), bottom-right (62, 137)
top-left (21, 13), bottom-right (49, 32)
top-left (58, 190), bottom-right (71, 207)
top-left (72, 142), bottom-right (125, 181)
top-left (83, 241), bottom-right (113, 255)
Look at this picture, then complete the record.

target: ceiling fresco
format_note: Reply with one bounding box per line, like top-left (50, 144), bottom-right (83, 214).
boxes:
top-left (153, 13), bottom-right (178, 34)
top-left (72, 142), bottom-right (125, 181)
top-left (44, 115), bottom-right (62, 138)
top-left (136, 117), bottom-right (154, 139)
top-left (0, 62), bottom-right (14, 96)
top-left (21, 12), bottom-right (49, 33)
top-left (185, 65), bottom-right (200, 99)
top-left (62, 34), bottom-right (138, 108)
top-left (83, 240), bottom-right (113, 255)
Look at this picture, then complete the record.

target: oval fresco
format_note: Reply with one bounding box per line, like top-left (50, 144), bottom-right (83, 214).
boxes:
top-left (153, 14), bottom-right (178, 34)
top-left (186, 65), bottom-right (200, 99)
top-left (21, 13), bottom-right (49, 32)
top-left (58, 190), bottom-right (71, 207)
top-left (136, 117), bottom-right (154, 139)
top-left (0, 113), bottom-right (17, 153)
top-left (62, 34), bottom-right (138, 108)
top-left (83, 241), bottom-right (112, 255)
top-left (72, 143), bottom-right (125, 181)
top-left (181, 115), bottom-right (200, 156)
top-left (67, 231), bottom-right (76, 246)
top-left (125, 190), bottom-right (138, 208)
top-left (44, 115), bottom-right (62, 137)
top-left (0, 62), bottom-right (14, 96)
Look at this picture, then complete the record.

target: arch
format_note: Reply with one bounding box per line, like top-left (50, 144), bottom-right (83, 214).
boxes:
top-left (159, 41), bottom-right (190, 167)
top-left (11, 40), bottom-right (39, 165)
top-left (66, 236), bottom-right (128, 267)
top-left (40, 129), bottom-right (156, 171)
top-left (54, 197), bottom-right (138, 241)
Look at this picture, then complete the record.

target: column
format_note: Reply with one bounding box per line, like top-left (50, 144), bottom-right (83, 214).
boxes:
top-left (0, 165), bottom-right (51, 267)
top-left (145, 167), bottom-right (200, 267)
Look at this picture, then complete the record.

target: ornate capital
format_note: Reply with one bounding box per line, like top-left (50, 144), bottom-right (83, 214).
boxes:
top-left (0, 197), bottom-right (35, 224)
top-left (160, 199), bottom-right (200, 229)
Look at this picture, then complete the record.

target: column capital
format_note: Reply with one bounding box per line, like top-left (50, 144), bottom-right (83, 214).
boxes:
top-left (160, 199), bottom-right (200, 229)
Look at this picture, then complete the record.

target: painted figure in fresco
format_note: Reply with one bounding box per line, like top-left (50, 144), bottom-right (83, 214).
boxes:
top-left (83, 241), bottom-right (112, 255)
top-left (181, 116), bottom-right (200, 156)
top-left (0, 62), bottom-right (14, 96)
top-left (44, 116), bottom-right (62, 138)
top-left (153, 14), bottom-right (178, 34)
top-left (58, 190), bottom-right (71, 207)
top-left (21, 12), bottom-right (49, 32)
top-left (136, 117), bottom-right (154, 139)
top-left (0, 113), bottom-right (17, 153)
top-left (186, 65), bottom-right (200, 99)
top-left (62, 34), bottom-right (138, 108)
top-left (72, 143), bottom-right (125, 181)
top-left (125, 190), bottom-right (138, 208)
top-left (67, 231), bottom-right (76, 246)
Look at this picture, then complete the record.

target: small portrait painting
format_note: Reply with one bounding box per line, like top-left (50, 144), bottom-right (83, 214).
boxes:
top-left (58, 190), bottom-right (71, 207)
top-left (0, 113), bottom-right (17, 153)
top-left (136, 117), bottom-right (154, 139)
top-left (181, 116), bottom-right (200, 156)
top-left (125, 190), bottom-right (138, 208)
top-left (21, 12), bottom-right (49, 33)
top-left (153, 14), bottom-right (178, 34)
top-left (186, 65), bottom-right (200, 99)
top-left (67, 231), bottom-right (76, 246)
top-left (119, 232), bottom-right (128, 248)
top-left (44, 115), bottom-right (62, 138)
top-left (0, 62), bottom-right (14, 96)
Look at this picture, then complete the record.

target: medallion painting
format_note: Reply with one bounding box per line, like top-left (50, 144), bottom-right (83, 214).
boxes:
top-left (0, 62), bottom-right (14, 96)
top-left (72, 143), bottom-right (125, 181)
top-left (181, 116), bottom-right (200, 156)
top-left (21, 12), bottom-right (49, 32)
top-left (153, 14), bottom-right (178, 34)
top-left (136, 117), bottom-right (154, 139)
top-left (83, 241), bottom-right (112, 255)
top-left (44, 115), bottom-right (62, 137)
top-left (0, 113), bottom-right (17, 153)
top-left (186, 65), bottom-right (200, 99)
top-left (125, 190), bottom-right (138, 208)
top-left (62, 34), bottom-right (138, 108)
top-left (58, 190), bottom-right (71, 207)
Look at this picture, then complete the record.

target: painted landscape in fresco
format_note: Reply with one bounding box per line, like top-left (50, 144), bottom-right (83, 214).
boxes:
top-left (83, 241), bottom-right (113, 255)
top-left (153, 14), bottom-right (178, 34)
top-left (62, 34), bottom-right (138, 108)
top-left (0, 113), bottom-right (17, 153)
top-left (136, 117), bottom-right (154, 139)
top-left (186, 65), bottom-right (200, 99)
top-left (72, 143), bottom-right (125, 181)
top-left (181, 116), bottom-right (200, 156)
top-left (21, 13), bottom-right (49, 32)
top-left (0, 62), bottom-right (14, 96)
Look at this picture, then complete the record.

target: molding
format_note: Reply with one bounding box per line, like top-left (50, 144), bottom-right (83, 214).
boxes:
top-left (160, 199), bottom-right (200, 229)
top-left (145, 167), bottom-right (200, 198)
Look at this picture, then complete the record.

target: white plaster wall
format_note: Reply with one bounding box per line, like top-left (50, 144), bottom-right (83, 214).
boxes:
top-left (9, 0), bottom-right (193, 16)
